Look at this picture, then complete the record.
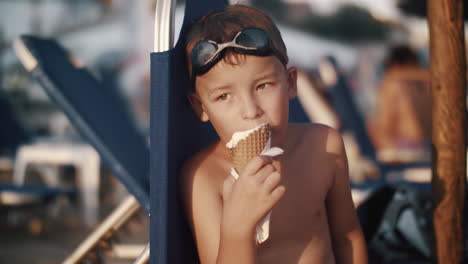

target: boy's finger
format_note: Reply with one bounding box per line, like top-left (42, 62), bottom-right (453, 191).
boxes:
top-left (242, 155), bottom-right (272, 176)
top-left (262, 171), bottom-right (281, 193)
top-left (268, 185), bottom-right (286, 205)
top-left (255, 164), bottom-right (276, 183)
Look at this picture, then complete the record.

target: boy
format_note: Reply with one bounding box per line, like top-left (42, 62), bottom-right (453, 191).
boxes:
top-left (180, 5), bottom-right (367, 264)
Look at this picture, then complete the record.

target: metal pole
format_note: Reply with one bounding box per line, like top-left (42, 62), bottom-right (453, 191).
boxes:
top-left (154, 0), bottom-right (176, 52)
top-left (427, 0), bottom-right (466, 263)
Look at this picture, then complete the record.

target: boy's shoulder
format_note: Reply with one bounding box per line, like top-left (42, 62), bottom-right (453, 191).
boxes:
top-left (289, 123), bottom-right (344, 154)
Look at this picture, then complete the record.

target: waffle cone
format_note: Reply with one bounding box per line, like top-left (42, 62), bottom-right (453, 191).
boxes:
top-left (230, 124), bottom-right (270, 174)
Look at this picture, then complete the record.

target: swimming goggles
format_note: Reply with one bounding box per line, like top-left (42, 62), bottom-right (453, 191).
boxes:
top-left (191, 28), bottom-right (273, 77)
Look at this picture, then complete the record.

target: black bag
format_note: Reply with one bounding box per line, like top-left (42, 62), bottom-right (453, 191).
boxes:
top-left (357, 183), bottom-right (468, 263)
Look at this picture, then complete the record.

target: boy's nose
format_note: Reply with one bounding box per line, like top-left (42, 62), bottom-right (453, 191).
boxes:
top-left (241, 95), bottom-right (263, 120)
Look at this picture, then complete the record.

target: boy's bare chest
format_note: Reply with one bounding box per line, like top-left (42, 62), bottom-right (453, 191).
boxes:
top-left (210, 134), bottom-right (337, 262)
top-left (255, 154), bottom-right (336, 263)
top-left (270, 156), bottom-right (333, 238)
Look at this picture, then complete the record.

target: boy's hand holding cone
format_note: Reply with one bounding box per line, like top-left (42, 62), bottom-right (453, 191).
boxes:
top-left (225, 123), bottom-right (284, 244)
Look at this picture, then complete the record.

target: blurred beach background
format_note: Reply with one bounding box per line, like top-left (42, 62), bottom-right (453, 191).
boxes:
top-left (0, 0), bottom-right (463, 263)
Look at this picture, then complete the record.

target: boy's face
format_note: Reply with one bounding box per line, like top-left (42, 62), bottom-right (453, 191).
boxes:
top-left (189, 55), bottom-right (297, 146)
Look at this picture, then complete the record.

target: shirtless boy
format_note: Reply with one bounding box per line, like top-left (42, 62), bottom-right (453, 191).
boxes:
top-left (180, 5), bottom-right (367, 264)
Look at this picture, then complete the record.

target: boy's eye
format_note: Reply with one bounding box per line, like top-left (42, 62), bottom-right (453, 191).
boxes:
top-left (217, 93), bottom-right (230, 101)
top-left (257, 83), bottom-right (269, 90)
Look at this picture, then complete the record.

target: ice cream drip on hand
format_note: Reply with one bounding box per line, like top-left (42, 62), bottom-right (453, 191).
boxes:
top-left (225, 123), bottom-right (284, 244)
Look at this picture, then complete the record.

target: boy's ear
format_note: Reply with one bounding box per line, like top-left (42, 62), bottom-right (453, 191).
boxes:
top-left (287, 67), bottom-right (298, 99)
top-left (187, 92), bottom-right (210, 122)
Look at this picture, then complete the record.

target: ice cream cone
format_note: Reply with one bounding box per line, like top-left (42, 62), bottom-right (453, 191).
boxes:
top-left (228, 124), bottom-right (270, 174)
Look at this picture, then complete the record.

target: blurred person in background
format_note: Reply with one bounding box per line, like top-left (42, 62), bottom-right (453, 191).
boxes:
top-left (369, 44), bottom-right (431, 164)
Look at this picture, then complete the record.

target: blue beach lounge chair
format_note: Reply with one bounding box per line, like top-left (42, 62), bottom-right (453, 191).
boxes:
top-left (150, 0), bottom-right (227, 263)
top-left (0, 85), bottom-right (73, 211)
top-left (14, 35), bottom-right (150, 263)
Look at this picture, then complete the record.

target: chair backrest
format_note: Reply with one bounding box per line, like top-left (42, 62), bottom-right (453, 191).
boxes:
top-left (150, 1), bottom-right (227, 263)
top-left (289, 97), bottom-right (312, 123)
top-left (322, 56), bottom-right (377, 160)
top-left (14, 36), bottom-right (150, 211)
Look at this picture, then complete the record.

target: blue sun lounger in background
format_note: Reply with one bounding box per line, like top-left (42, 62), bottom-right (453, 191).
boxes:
top-left (0, 88), bottom-right (74, 208)
top-left (14, 35), bottom-right (150, 263)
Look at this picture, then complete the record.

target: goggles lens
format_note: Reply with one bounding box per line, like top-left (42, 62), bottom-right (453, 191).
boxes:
top-left (192, 42), bottom-right (217, 68)
top-left (235, 28), bottom-right (268, 49)
top-left (191, 28), bottom-right (272, 77)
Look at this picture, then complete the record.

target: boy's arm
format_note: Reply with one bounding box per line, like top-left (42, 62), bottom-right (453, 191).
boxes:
top-left (325, 129), bottom-right (368, 264)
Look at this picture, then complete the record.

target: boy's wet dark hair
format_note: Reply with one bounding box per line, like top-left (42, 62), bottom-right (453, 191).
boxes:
top-left (185, 5), bottom-right (288, 82)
